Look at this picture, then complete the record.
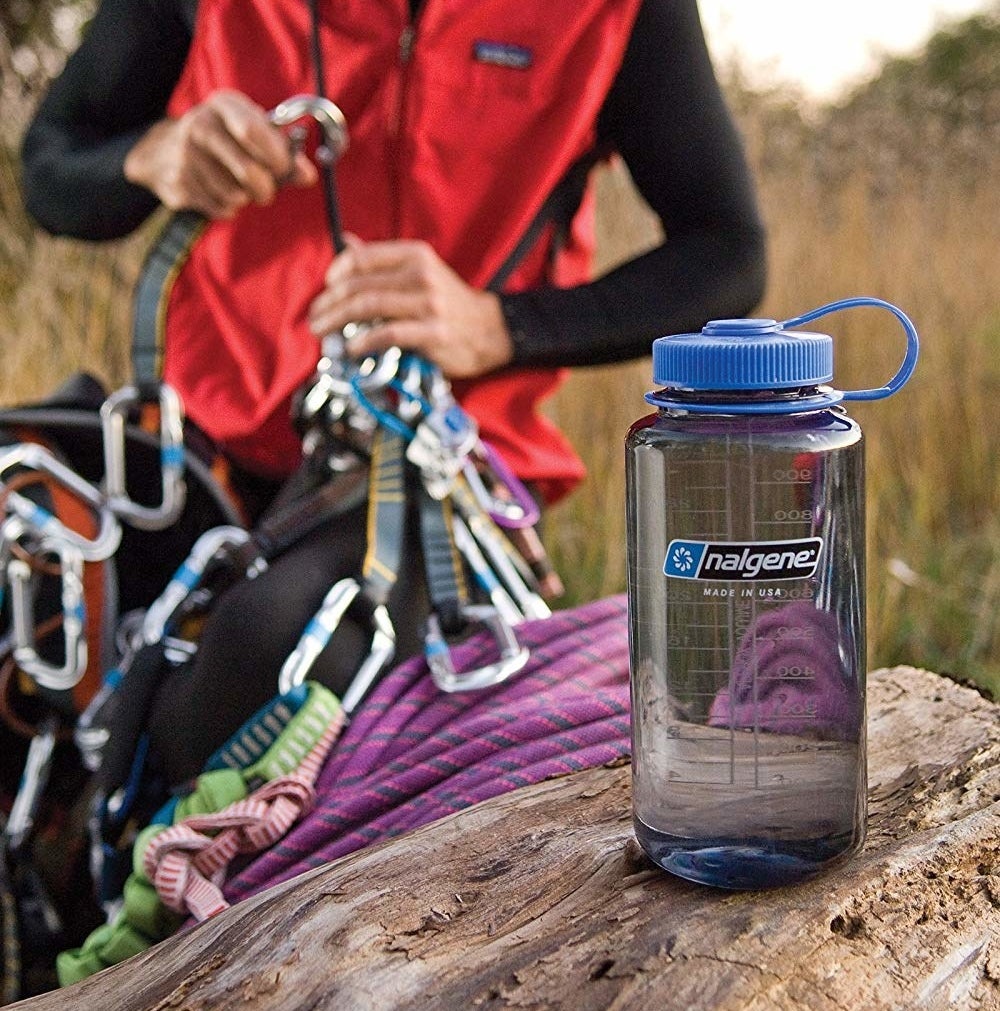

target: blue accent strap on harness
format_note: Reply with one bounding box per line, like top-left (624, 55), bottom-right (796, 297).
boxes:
top-left (131, 210), bottom-right (206, 385)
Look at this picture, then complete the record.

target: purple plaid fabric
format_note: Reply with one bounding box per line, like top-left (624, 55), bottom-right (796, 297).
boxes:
top-left (225, 594), bottom-right (630, 903)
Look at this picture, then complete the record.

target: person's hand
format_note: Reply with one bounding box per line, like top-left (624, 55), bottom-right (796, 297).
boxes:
top-left (307, 237), bottom-right (514, 379)
top-left (123, 90), bottom-right (318, 219)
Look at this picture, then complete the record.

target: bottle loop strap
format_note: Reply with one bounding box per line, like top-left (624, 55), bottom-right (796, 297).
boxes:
top-left (781, 296), bottom-right (919, 402)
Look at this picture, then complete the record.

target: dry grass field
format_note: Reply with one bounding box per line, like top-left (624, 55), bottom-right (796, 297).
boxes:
top-left (1, 8), bottom-right (998, 692)
top-left (549, 41), bottom-right (1000, 692)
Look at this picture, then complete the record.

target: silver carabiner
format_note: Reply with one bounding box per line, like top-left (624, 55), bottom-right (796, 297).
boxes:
top-left (451, 514), bottom-right (525, 627)
top-left (460, 441), bottom-right (541, 530)
top-left (141, 525), bottom-right (257, 643)
top-left (8, 536), bottom-right (88, 692)
top-left (452, 508), bottom-right (551, 623)
top-left (406, 401), bottom-right (480, 500)
top-left (0, 514), bottom-right (29, 584)
top-left (395, 354), bottom-right (428, 425)
top-left (298, 366), bottom-right (356, 428)
top-left (270, 94), bottom-right (349, 164)
top-left (0, 442), bottom-right (122, 562)
top-left (5, 717), bottom-right (57, 852)
top-left (277, 576), bottom-right (396, 713)
top-left (345, 327), bottom-right (402, 393)
top-left (100, 384), bottom-right (187, 530)
top-left (425, 604), bottom-right (530, 694)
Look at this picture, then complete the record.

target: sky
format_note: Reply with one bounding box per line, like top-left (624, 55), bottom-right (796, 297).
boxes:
top-left (697, 0), bottom-right (994, 100)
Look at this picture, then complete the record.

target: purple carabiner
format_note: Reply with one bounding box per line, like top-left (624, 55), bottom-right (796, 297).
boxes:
top-left (463, 441), bottom-right (540, 530)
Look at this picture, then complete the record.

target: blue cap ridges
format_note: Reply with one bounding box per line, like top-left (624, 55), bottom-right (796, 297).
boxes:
top-left (652, 318), bottom-right (833, 391)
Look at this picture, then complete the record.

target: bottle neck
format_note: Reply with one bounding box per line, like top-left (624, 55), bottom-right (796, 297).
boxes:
top-left (645, 385), bottom-right (845, 416)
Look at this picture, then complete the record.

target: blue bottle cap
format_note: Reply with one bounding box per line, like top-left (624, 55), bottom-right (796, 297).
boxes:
top-left (652, 318), bottom-right (833, 391)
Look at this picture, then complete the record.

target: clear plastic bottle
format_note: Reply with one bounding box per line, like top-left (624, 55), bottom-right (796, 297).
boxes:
top-left (626, 299), bottom-right (918, 889)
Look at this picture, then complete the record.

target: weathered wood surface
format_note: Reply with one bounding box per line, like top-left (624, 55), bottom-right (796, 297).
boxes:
top-left (17, 666), bottom-right (1000, 1011)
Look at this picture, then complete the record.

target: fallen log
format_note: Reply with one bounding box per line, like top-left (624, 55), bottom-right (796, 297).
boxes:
top-left (16, 666), bottom-right (1000, 1011)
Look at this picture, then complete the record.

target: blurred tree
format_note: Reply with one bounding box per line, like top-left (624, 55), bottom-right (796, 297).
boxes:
top-left (1, 0), bottom-right (93, 94)
top-left (822, 3), bottom-right (1000, 182)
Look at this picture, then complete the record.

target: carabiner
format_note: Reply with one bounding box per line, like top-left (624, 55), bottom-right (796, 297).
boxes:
top-left (451, 515), bottom-right (525, 627)
top-left (269, 94), bottom-right (349, 164)
top-left (461, 440), bottom-right (541, 530)
top-left (8, 537), bottom-right (88, 692)
top-left (425, 604), bottom-right (530, 694)
top-left (346, 328), bottom-right (403, 392)
top-left (393, 355), bottom-right (429, 425)
top-left (298, 365), bottom-right (356, 428)
top-left (0, 513), bottom-right (28, 581)
top-left (0, 442), bottom-right (122, 561)
top-left (141, 525), bottom-right (257, 643)
top-left (453, 510), bottom-right (551, 623)
top-left (277, 577), bottom-right (396, 714)
top-left (101, 384), bottom-right (187, 530)
top-left (6, 717), bottom-right (57, 852)
top-left (406, 400), bottom-right (480, 500)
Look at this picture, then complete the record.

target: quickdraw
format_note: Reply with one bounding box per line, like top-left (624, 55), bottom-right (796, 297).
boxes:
top-left (292, 340), bottom-right (552, 692)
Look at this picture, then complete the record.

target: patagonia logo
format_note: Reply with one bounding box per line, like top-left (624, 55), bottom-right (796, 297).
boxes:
top-left (664, 538), bottom-right (824, 582)
top-left (472, 40), bottom-right (533, 70)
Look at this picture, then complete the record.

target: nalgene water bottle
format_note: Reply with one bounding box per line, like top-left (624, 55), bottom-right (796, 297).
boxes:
top-left (626, 297), bottom-right (918, 889)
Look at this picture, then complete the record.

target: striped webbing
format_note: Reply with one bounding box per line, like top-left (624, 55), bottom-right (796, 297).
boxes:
top-left (56, 681), bottom-right (343, 987)
top-left (140, 717), bottom-right (340, 921)
top-left (131, 210), bottom-right (206, 386)
top-left (418, 487), bottom-right (469, 632)
top-left (360, 427), bottom-right (406, 606)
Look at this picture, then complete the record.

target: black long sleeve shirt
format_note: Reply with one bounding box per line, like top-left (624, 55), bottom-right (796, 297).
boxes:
top-left (20, 0), bottom-right (766, 368)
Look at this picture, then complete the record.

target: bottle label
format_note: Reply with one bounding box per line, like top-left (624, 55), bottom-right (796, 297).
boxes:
top-left (664, 537), bottom-right (823, 582)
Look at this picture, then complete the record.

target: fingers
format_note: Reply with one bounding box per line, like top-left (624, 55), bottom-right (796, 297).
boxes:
top-left (307, 238), bottom-right (514, 379)
top-left (344, 306), bottom-right (512, 379)
top-left (187, 112), bottom-right (278, 207)
top-left (309, 287), bottom-right (431, 339)
top-left (325, 239), bottom-right (438, 288)
top-left (309, 241), bottom-right (436, 335)
top-left (289, 151), bottom-right (320, 188)
top-left (182, 154), bottom-right (251, 219)
top-left (125, 89), bottom-right (318, 217)
top-left (347, 319), bottom-right (445, 359)
top-left (186, 92), bottom-right (290, 206)
top-left (208, 91), bottom-right (292, 179)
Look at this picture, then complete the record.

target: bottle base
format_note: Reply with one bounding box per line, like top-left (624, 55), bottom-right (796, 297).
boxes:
top-left (634, 818), bottom-right (860, 890)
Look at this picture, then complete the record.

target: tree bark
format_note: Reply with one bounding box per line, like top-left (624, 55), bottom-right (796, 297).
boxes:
top-left (16, 666), bottom-right (1000, 1011)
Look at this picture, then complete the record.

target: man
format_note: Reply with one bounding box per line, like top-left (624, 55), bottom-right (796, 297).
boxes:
top-left (20, 0), bottom-right (766, 776)
top-left (22, 0), bottom-right (765, 499)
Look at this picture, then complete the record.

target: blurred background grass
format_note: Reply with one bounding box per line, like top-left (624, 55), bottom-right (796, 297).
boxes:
top-left (2, 5), bottom-right (998, 693)
top-left (550, 8), bottom-right (1000, 694)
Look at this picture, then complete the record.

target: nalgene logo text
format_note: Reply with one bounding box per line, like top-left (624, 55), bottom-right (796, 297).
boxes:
top-left (664, 537), bottom-right (823, 582)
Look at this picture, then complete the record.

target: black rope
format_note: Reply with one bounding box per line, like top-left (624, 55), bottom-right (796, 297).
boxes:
top-left (306, 0), bottom-right (347, 253)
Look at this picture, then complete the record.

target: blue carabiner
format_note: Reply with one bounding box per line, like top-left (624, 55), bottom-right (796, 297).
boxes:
top-left (277, 576), bottom-right (396, 712)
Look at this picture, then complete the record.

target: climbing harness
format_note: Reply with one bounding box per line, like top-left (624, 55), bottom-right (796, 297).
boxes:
top-left (0, 91), bottom-right (570, 999)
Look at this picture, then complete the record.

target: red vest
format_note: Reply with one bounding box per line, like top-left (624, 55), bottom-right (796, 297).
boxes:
top-left (164, 0), bottom-right (641, 502)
